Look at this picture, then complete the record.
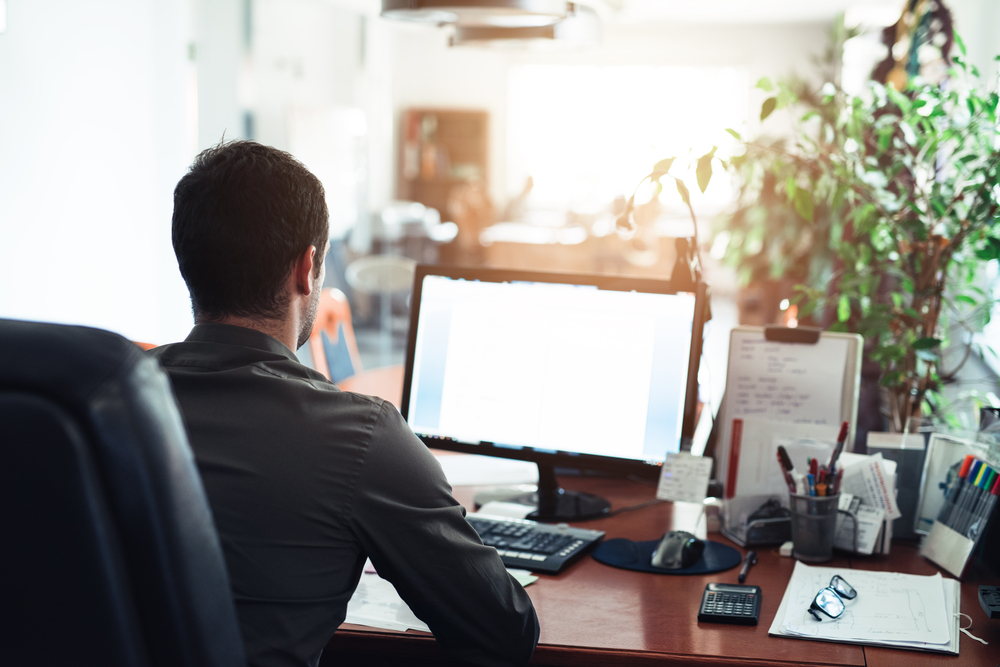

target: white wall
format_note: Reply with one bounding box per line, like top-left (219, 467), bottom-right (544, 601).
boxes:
top-left (387, 20), bottom-right (832, 205)
top-left (0, 0), bottom-right (195, 344)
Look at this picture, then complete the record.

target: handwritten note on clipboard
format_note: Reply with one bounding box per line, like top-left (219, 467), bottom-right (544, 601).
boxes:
top-left (716, 327), bottom-right (862, 499)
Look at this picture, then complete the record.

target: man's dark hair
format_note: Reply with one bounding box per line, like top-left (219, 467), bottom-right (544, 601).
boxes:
top-left (172, 140), bottom-right (329, 320)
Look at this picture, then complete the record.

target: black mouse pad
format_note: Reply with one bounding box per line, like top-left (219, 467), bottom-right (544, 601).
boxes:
top-left (592, 538), bottom-right (742, 575)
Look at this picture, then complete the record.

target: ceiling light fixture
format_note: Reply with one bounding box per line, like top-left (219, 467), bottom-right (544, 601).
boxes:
top-left (449, 3), bottom-right (599, 48)
top-left (381, 0), bottom-right (569, 28)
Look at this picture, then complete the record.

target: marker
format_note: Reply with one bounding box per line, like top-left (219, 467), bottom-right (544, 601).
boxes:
top-left (776, 447), bottom-right (797, 493)
top-left (938, 455), bottom-right (976, 525)
top-left (827, 421), bottom-right (850, 473)
top-left (974, 475), bottom-right (1000, 538)
top-left (952, 461), bottom-right (987, 534)
top-left (958, 466), bottom-right (995, 535)
top-left (945, 459), bottom-right (982, 530)
top-left (807, 473), bottom-right (816, 496)
top-left (738, 550), bottom-right (757, 583)
top-left (964, 469), bottom-right (998, 536)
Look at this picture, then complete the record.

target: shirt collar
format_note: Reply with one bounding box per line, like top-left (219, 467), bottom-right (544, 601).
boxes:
top-left (184, 323), bottom-right (299, 362)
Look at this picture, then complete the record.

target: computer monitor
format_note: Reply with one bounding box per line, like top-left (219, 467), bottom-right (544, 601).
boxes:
top-left (401, 265), bottom-right (707, 522)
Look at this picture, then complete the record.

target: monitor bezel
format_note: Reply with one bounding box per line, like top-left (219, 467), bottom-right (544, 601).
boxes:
top-left (400, 265), bottom-right (707, 479)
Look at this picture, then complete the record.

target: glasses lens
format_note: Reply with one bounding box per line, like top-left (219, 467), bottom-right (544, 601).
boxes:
top-left (814, 587), bottom-right (845, 618)
top-left (831, 576), bottom-right (856, 600)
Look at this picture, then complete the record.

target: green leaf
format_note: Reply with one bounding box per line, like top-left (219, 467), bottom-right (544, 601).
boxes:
top-left (761, 97), bottom-right (777, 121)
top-left (651, 157), bottom-right (676, 179)
top-left (756, 77), bottom-right (774, 92)
top-left (675, 178), bottom-right (691, 205)
top-left (838, 295), bottom-right (851, 322)
top-left (725, 128), bottom-right (741, 140)
top-left (696, 147), bottom-right (718, 193)
top-left (955, 295), bottom-right (977, 305)
top-left (913, 337), bottom-right (942, 350)
top-left (955, 33), bottom-right (967, 57)
top-left (793, 188), bottom-right (814, 222)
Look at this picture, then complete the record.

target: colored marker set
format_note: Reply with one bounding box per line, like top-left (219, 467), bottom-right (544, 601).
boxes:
top-left (936, 455), bottom-right (1000, 540)
top-left (776, 421), bottom-right (849, 497)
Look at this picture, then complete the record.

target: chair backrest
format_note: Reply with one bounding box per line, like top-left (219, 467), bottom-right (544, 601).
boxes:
top-left (308, 288), bottom-right (362, 382)
top-left (0, 319), bottom-right (246, 667)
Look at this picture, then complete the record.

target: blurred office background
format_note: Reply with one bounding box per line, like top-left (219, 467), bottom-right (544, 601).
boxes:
top-left (1, 0), bottom-right (999, 386)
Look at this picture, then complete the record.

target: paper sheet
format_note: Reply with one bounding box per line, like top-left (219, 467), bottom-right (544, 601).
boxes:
top-left (434, 454), bottom-right (538, 486)
top-left (656, 452), bottom-right (713, 503)
top-left (725, 419), bottom-right (840, 497)
top-left (345, 575), bottom-right (431, 633)
top-left (727, 335), bottom-right (848, 425)
top-left (832, 493), bottom-right (885, 555)
top-left (839, 454), bottom-right (901, 520)
top-left (769, 564), bottom-right (960, 654)
top-left (777, 562), bottom-right (950, 645)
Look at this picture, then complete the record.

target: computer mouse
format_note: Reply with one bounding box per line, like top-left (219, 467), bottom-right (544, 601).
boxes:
top-left (651, 530), bottom-right (705, 570)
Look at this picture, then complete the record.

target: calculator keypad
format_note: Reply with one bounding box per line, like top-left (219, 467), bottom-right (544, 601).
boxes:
top-left (698, 584), bottom-right (761, 625)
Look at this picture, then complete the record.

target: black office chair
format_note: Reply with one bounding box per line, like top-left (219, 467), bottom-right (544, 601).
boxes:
top-left (0, 319), bottom-right (246, 667)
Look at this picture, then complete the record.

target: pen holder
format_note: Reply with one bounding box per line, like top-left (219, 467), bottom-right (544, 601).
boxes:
top-left (788, 493), bottom-right (839, 563)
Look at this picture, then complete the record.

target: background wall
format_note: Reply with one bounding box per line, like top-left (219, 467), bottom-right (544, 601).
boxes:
top-left (1, 0), bottom-right (998, 345)
top-left (0, 0), bottom-right (195, 344)
top-left (389, 21), bottom-right (833, 206)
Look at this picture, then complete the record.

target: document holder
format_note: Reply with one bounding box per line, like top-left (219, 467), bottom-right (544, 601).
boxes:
top-left (715, 326), bottom-right (863, 548)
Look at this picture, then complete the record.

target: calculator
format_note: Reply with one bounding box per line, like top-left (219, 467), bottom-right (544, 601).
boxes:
top-left (698, 583), bottom-right (761, 625)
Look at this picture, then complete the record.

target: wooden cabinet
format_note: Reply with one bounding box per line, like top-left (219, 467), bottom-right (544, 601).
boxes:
top-left (398, 108), bottom-right (488, 217)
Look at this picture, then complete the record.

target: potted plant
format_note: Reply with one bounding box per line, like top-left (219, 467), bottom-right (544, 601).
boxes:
top-left (710, 39), bottom-right (1000, 432)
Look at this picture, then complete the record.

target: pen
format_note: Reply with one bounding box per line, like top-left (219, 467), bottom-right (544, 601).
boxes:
top-left (827, 421), bottom-right (849, 473)
top-left (738, 550), bottom-right (757, 583)
top-left (777, 447), bottom-right (797, 493)
top-left (807, 473), bottom-right (816, 497)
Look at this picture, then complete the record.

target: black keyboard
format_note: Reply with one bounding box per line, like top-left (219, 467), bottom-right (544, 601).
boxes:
top-left (468, 514), bottom-right (604, 574)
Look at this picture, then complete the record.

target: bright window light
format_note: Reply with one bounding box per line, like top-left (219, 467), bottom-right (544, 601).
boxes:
top-left (507, 65), bottom-right (748, 211)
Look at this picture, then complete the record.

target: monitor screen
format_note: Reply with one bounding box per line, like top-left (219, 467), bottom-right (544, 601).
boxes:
top-left (401, 266), bottom-right (704, 473)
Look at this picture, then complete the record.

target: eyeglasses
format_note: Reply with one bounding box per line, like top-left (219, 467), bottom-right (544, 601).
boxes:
top-left (808, 575), bottom-right (856, 621)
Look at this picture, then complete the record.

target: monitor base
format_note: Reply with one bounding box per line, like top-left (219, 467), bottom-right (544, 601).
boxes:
top-left (472, 463), bottom-right (612, 522)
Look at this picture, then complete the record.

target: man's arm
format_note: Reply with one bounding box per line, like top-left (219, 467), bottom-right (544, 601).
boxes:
top-left (348, 402), bottom-right (539, 667)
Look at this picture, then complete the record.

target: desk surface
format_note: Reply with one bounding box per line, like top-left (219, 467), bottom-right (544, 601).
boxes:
top-left (326, 369), bottom-right (1000, 665)
top-left (324, 471), bottom-right (1000, 666)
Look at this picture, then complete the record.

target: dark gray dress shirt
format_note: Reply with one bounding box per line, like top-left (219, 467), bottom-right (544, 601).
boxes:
top-left (150, 324), bottom-right (538, 667)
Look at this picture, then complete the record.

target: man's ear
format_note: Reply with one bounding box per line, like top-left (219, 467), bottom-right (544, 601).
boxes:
top-left (292, 245), bottom-right (317, 296)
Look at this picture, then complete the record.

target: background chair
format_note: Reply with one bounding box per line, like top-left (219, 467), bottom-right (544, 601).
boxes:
top-left (308, 288), bottom-right (362, 383)
top-left (0, 319), bottom-right (246, 667)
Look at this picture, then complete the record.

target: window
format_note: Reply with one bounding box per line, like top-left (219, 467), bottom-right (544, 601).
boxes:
top-left (506, 65), bottom-right (748, 211)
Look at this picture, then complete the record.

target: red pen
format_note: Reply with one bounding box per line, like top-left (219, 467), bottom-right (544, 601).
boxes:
top-left (809, 458), bottom-right (818, 478)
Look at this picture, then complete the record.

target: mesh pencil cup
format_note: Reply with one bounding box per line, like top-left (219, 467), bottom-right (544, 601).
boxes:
top-left (788, 493), bottom-right (840, 563)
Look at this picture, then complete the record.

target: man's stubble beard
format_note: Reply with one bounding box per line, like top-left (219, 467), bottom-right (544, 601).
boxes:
top-left (296, 277), bottom-right (322, 350)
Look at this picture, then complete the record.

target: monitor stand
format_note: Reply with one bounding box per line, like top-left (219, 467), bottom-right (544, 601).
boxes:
top-left (473, 462), bottom-right (611, 523)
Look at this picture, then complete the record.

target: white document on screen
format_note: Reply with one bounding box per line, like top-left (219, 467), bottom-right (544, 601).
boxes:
top-left (435, 301), bottom-right (656, 460)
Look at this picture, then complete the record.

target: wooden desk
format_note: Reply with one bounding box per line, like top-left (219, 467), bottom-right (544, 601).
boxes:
top-left (323, 472), bottom-right (999, 666)
top-left (328, 371), bottom-right (1000, 666)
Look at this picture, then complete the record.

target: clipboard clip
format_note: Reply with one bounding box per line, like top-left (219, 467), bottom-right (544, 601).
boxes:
top-left (764, 326), bottom-right (821, 344)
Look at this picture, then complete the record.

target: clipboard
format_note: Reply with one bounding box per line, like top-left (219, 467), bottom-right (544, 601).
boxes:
top-left (715, 326), bottom-right (862, 546)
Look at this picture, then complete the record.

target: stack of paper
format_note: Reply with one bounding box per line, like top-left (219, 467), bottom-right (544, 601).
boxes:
top-left (836, 453), bottom-right (900, 554)
top-left (769, 562), bottom-right (960, 654)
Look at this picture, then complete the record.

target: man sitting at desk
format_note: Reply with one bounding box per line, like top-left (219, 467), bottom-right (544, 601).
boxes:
top-left (151, 141), bottom-right (539, 667)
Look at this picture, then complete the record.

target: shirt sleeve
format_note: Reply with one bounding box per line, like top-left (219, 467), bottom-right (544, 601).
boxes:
top-left (348, 401), bottom-right (539, 667)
